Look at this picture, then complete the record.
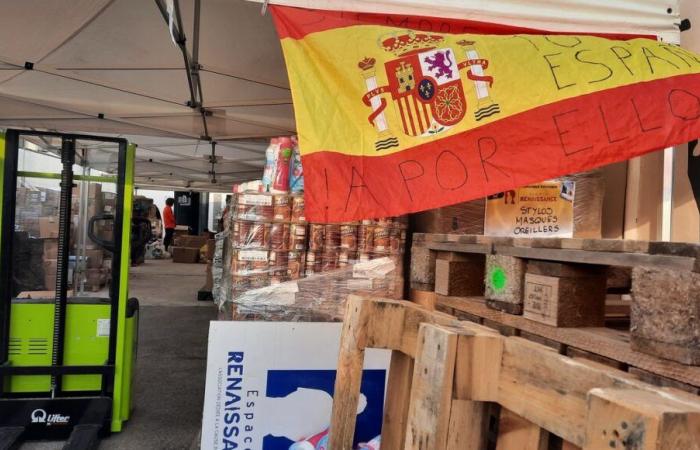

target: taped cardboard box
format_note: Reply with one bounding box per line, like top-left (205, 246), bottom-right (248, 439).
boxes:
top-left (484, 170), bottom-right (604, 238)
top-left (43, 239), bottom-right (58, 260)
top-left (39, 216), bottom-right (59, 238)
top-left (172, 246), bottom-right (199, 263)
top-left (174, 234), bottom-right (208, 249)
top-left (412, 198), bottom-right (484, 234)
top-left (411, 170), bottom-right (604, 238)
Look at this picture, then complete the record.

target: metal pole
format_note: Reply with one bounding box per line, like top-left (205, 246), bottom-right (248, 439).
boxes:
top-left (51, 136), bottom-right (75, 396)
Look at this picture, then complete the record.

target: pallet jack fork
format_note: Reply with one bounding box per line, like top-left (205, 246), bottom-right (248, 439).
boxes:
top-left (0, 130), bottom-right (140, 449)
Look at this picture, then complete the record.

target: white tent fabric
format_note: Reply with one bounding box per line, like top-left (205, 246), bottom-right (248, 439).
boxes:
top-left (0, 0), bottom-right (684, 191)
top-left (255, 0), bottom-right (683, 41)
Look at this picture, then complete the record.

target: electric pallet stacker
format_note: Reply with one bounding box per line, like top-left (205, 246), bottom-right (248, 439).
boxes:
top-left (0, 130), bottom-right (141, 449)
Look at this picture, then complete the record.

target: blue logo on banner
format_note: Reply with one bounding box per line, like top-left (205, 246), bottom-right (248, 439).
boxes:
top-left (262, 369), bottom-right (386, 449)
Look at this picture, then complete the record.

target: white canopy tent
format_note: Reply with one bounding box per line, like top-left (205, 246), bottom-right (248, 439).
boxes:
top-left (0, 0), bottom-right (686, 191)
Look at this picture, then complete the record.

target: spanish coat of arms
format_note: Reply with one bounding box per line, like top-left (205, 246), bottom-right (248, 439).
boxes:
top-left (358, 32), bottom-right (501, 150)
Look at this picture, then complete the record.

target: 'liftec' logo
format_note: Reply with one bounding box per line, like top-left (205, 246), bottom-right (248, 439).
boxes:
top-left (31, 409), bottom-right (70, 426)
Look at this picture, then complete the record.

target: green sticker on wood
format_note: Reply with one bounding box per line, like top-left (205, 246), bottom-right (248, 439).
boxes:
top-left (490, 267), bottom-right (507, 292)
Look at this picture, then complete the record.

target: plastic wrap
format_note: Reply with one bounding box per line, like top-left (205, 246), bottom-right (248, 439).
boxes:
top-left (412, 169), bottom-right (604, 238)
top-left (231, 256), bottom-right (403, 322)
top-left (555, 169), bottom-right (605, 239)
top-left (412, 198), bottom-right (485, 234)
top-left (212, 231), bottom-right (229, 306)
top-left (217, 191), bottom-right (407, 320)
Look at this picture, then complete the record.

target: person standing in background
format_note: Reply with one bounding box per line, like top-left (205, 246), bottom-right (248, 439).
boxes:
top-left (163, 197), bottom-right (176, 251)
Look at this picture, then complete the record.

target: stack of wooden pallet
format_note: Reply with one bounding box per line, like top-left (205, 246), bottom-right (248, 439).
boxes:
top-left (410, 233), bottom-right (700, 394)
top-left (329, 296), bottom-right (700, 450)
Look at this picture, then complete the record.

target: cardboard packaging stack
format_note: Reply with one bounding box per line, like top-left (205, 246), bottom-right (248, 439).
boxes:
top-left (412, 170), bottom-right (605, 238)
top-left (198, 239), bottom-right (217, 301)
top-left (172, 234), bottom-right (210, 263)
top-left (13, 183), bottom-right (113, 296)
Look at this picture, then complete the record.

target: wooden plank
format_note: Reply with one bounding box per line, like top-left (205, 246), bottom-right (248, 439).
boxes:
top-left (494, 245), bottom-right (696, 271)
top-left (627, 367), bottom-right (700, 395)
top-left (527, 260), bottom-right (607, 278)
top-left (519, 330), bottom-right (566, 353)
top-left (498, 338), bottom-right (652, 447)
top-left (483, 318), bottom-right (520, 337)
top-left (445, 234), bottom-right (479, 244)
top-left (427, 241), bottom-right (492, 254)
top-left (599, 160), bottom-right (628, 240)
top-left (436, 295), bottom-right (700, 388)
top-left (648, 241), bottom-right (700, 257)
top-left (559, 238), bottom-right (650, 253)
top-left (452, 324), bottom-right (504, 402)
top-left (513, 237), bottom-right (564, 249)
top-left (328, 295), bottom-right (370, 450)
top-left (409, 288), bottom-right (436, 310)
top-left (451, 308), bottom-right (483, 324)
top-left (584, 388), bottom-right (700, 450)
top-left (496, 408), bottom-right (549, 450)
top-left (405, 324), bottom-right (458, 450)
top-left (381, 351), bottom-right (414, 450)
top-left (566, 347), bottom-right (627, 370)
top-left (624, 153), bottom-right (663, 241)
top-left (447, 400), bottom-right (491, 450)
top-left (332, 296), bottom-right (700, 450)
top-left (671, 143), bottom-right (700, 243)
top-left (329, 297), bottom-right (457, 449)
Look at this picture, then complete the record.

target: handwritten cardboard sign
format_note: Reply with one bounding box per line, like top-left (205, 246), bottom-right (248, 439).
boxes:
top-left (485, 181), bottom-right (575, 237)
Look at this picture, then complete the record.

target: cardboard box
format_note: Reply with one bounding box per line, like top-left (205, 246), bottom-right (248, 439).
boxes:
top-left (484, 171), bottom-right (604, 239)
top-left (172, 246), bottom-right (199, 263)
top-left (85, 268), bottom-right (105, 284)
top-left (412, 199), bottom-right (485, 234)
top-left (85, 249), bottom-right (104, 269)
top-left (206, 239), bottom-right (216, 261)
top-left (202, 263), bottom-right (214, 291)
top-left (174, 225), bottom-right (189, 237)
top-left (39, 216), bottom-right (59, 238)
top-left (174, 235), bottom-right (208, 249)
top-left (43, 238), bottom-right (58, 259)
top-left (43, 259), bottom-right (57, 289)
top-left (17, 289), bottom-right (73, 299)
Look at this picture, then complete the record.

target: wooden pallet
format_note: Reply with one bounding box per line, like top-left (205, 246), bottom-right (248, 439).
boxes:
top-left (436, 295), bottom-right (700, 393)
top-left (411, 233), bottom-right (700, 365)
top-left (329, 296), bottom-right (700, 450)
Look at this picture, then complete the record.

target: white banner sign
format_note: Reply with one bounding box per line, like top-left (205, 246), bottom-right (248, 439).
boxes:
top-left (200, 322), bottom-right (390, 450)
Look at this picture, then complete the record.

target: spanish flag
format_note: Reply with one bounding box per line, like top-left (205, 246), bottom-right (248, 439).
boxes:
top-left (271, 6), bottom-right (700, 223)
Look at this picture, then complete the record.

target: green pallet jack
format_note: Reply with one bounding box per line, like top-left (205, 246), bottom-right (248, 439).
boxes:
top-left (0, 130), bottom-right (141, 449)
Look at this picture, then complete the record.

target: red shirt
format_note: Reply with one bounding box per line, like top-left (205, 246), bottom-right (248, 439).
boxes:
top-left (163, 205), bottom-right (176, 229)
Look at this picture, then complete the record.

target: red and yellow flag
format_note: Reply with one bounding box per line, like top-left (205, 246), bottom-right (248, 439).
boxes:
top-left (271, 6), bottom-right (700, 223)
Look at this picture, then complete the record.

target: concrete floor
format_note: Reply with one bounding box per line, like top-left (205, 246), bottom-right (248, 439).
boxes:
top-left (21, 259), bottom-right (217, 450)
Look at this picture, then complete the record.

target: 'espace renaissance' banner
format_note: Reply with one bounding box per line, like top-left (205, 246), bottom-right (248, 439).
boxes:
top-left (271, 6), bottom-right (700, 223)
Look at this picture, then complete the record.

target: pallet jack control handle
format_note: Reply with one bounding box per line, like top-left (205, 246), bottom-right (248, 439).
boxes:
top-left (87, 214), bottom-right (115, 253)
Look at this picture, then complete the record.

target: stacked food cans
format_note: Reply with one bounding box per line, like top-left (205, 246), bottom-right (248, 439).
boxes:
top-left (306, 217), bottom-right (406, 276)
top-left (229, 191), bottom-right (406, 298)
top-left (230, 192), bottom-right (307, 293)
